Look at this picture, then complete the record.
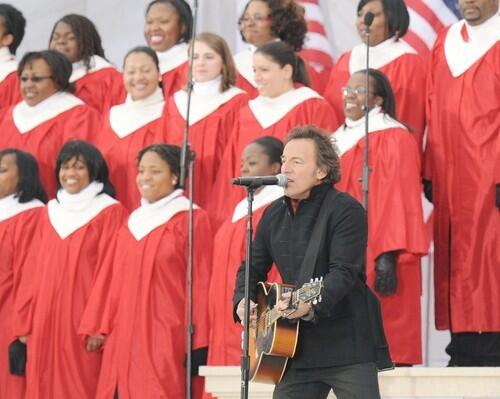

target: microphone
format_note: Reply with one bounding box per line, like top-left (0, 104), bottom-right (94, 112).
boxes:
top-left (232, 174), bottom-right (288, 188)
top-left (364, 11), bottom-right (375, 28)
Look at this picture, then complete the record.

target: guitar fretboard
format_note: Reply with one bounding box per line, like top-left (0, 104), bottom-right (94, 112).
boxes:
top-left (264, 290), bottom-right (301, 328)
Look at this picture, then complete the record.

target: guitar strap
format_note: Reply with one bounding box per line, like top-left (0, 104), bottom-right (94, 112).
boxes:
top-left (297, 188), bottom-right (339, 285)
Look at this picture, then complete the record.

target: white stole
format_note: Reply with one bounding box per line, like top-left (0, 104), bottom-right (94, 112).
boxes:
top-left (157, 43), bottom-right (189, 75)
top-left (48, 183), bottom-right (117, 239)
top-left (331, 107), bottom-right (406, 156)
top-left (349, 37), bottom-right (417, 73)
top-left (233, 45), bottom-right (257, 87)
top-left (12, 92), bottom-right (84, 134)
top-left (109, 88), bottom-right (164, 138)
top-left (249, 86), bottom-right (322, 129)
top-left (231, 185), bottom-right (284, 223)
top-left (444, 13), bottom-right (500, 77)
top-left (127, 189), bottom-right (198, 240)
top-left (0, 46), bottom-right (17, 82)
top-left (70, 55), bottom-right (116, 83)
top-left (0, 194), bottom-right (44, 222)
top-left (173, 76), bottom-right (244, 125)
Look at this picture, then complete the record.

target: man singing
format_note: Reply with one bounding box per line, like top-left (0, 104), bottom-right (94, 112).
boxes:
top-left (234, 125), bottom-right (390, 398)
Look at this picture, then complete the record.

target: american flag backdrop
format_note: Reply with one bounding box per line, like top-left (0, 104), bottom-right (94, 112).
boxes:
top-left (298, 0), bottom-right (460, 70)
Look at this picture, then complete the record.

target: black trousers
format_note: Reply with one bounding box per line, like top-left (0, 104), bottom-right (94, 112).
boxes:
top-left (273, 362), bottom-right (381, 399)
top-left (447, 332), bottom-right (500, 366)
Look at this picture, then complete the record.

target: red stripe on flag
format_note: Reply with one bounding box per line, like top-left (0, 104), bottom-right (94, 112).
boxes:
top-left (404, 31), bottom-right (431, 55)
top-left (307, 21), bottom-right (327, 36)
top-left (299, 0), bottom-right (319, 4)
top-left (405, 0), bottom-right (446, 33)
top-left (299, 49), bottom-right (334, 69)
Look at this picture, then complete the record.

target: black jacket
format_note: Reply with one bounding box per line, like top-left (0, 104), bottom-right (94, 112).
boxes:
top-left (234, 183), bottom-right (385, 368)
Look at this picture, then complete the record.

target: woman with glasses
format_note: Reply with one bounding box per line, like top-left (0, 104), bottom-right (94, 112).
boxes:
top-left (331, 69), bottom-right (428, 365)
top-left (234, 0), bottom-right (324, 98)
top-left (324, 0), bottom-right (427, 152)
top-left (213, 41), bottom-right (334, 227)
top-left (164, 32), bottom-right (247, 213)
top-left (0, 50), bottom-right (100, 197)
top-left (0, 148), bottom-right (46, 399)
top-left (49, 14), bottom-right (126, 114)
top-left (97, 46), bottom-right (167, 211)
top-left (0, 4), bottom-right (25, 108)
top-left (14, 140), bottom-right (126, 399)
top-left (144, 0), bottom-right (193, 98)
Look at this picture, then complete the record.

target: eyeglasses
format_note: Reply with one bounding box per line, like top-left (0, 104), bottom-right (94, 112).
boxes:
top-left (20, 76), bottom-right (53, 83)
top-left (341, 86), bottom-right (367, 96)
top-left (239, 14), bottom-right (270, 24)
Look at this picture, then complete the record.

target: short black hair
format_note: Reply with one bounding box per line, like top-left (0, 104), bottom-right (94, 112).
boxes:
top-left (123, 45), bottom-right (160, 71)
top-left (357, 0), bottom-right (409, 39)
top-left (0, 4), bottom-right (26, 54)
top-left (137, 144), bottom-right (181, 189)
top-left (55, 140), bottom-right (115, 197)
top-left (49, 14), bottom-right (106, 71)
top-left (146, 0), bottom-right (193, 44)
top-left (239, 0), bottom-right (307, 51)
top-left (286, 125), bottom-right (341, 184)
top-left (256, 41), bottom-right (310, 87)
top-left (18, 50), bottom-right (75, 93)
top-left (0, 148), bottom-right (48, 203)
top-left (251, 136), bottom-right (284, 166)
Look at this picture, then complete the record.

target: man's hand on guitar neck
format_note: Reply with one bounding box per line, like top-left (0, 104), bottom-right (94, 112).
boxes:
top-left (276, 292), bottom-right (312, 320)
top-left (236, 298), bottom-right (257, 326)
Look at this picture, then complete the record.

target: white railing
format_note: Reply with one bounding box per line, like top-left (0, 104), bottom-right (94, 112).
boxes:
top-left (200, 366), bottom-right (500, 398)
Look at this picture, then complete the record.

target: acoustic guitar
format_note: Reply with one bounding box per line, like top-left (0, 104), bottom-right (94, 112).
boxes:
top-left (249, 278), bottom-right (323, 384)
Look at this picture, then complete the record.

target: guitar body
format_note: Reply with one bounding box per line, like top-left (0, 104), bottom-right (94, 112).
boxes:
top-left (249, 282), bottom-right (300, 384)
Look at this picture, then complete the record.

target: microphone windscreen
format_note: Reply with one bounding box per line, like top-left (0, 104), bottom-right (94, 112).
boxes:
top-left (276, 174), bottom-right (288, 188)
top-left (364, 11), bottom-right (375, 27)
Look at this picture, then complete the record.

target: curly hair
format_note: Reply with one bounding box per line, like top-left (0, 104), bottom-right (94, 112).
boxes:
top-left (239, 0), bottom-right (307, 51)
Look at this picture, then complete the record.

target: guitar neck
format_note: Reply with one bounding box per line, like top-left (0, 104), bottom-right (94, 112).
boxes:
top-left (266, 290), bottom-right (300, 326)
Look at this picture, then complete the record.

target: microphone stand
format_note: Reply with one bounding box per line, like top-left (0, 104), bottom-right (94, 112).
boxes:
top-left (241, 184), bottom-right (257, 399)
top-left (361, 15), bottom-right (373, 210)
top-left (181, 1), bottom-right (198, 398)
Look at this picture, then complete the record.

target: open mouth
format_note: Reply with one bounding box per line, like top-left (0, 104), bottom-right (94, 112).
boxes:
top-left (149, 35), bottom-right (164, 45)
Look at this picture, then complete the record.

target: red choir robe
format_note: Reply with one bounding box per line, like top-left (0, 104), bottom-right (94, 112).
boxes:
top-left (164, 80), bottom-right (248, 211)
top-left (85, 190), bottom-right (212, 399)
top-left (233, 45), bottom-right (326, 98)
top-left (157, 43), bottom-right (188, 98)
top-left (71, 55), bottom-right (126, 114)
top-left (332, 109), bottom-right (428, 364)
top-left (98, 88), bottom-right (166, 211)
top-left (0, 196), bottom-right (44, 399)
top-left (207, 185), bottom-right (283, 368)
top-left (424, 16), bottom-right (500, 332)
top-left (13, 186), bottom-right (126, 399)
top-left (212, 86), bottom-right (335, 227)
top-left (0, 92), bottom-right (100, 197)
top-left (0, 47), bottom-right (21, 108)
top-left (323, 37), bottom-right (427, 152)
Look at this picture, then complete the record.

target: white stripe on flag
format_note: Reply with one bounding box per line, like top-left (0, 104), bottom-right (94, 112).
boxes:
top-left (408, 8), bottom-right (438, 48)
top-left (422, 0), bottom-right (459, 25)
top-left (301, 3), bottom-right (324, 24)
top-left (305, 32), bottom-right (333, 54)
